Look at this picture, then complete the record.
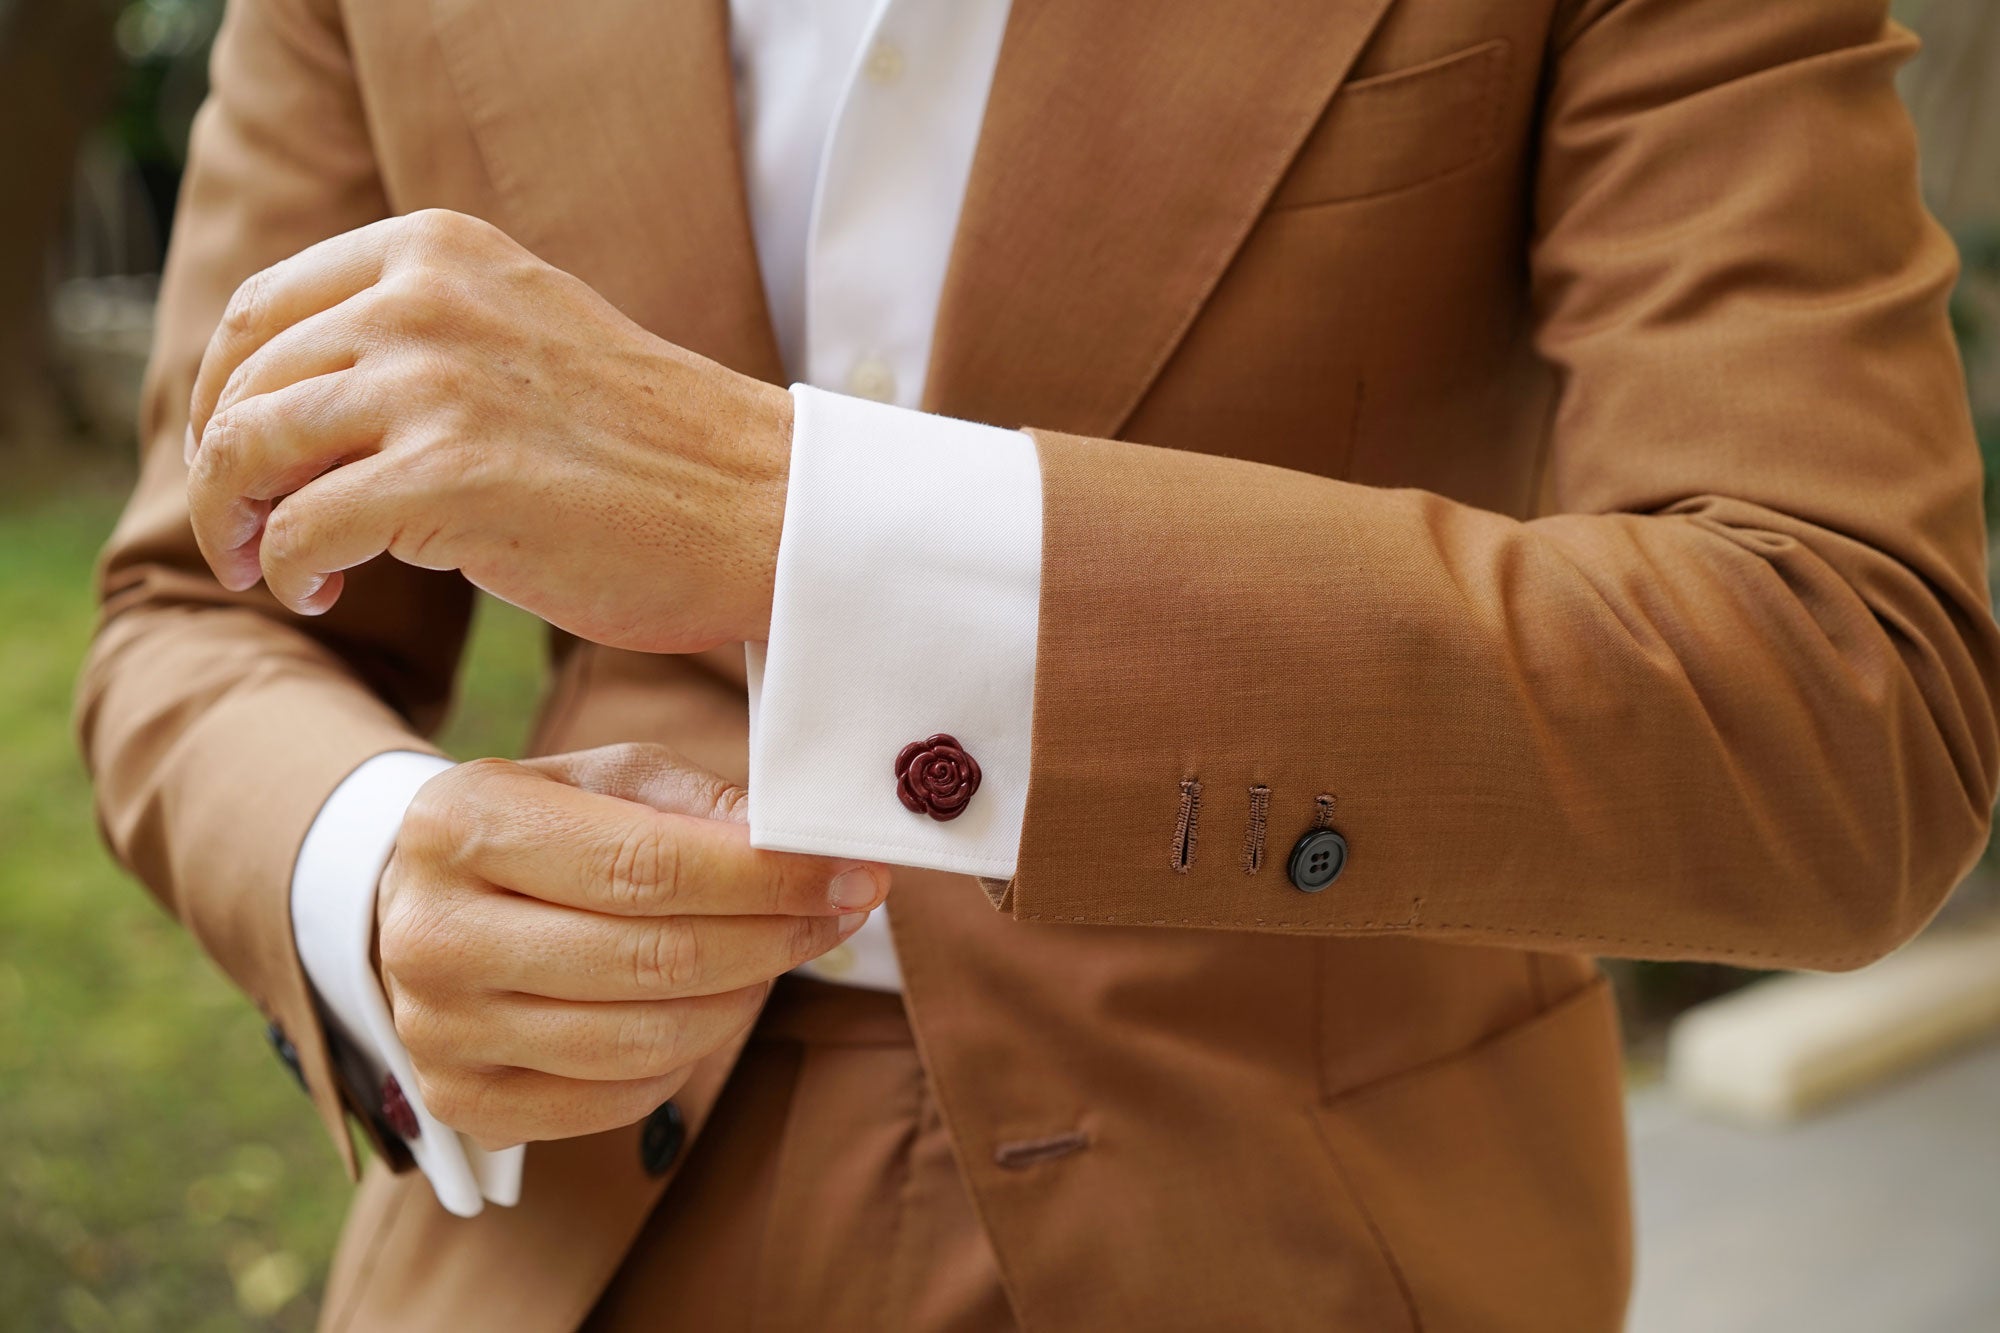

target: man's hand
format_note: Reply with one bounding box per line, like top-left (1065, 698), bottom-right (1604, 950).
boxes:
top-left (375, 744), bottom-right (885, 1150)
top-left (183, 209), bottom-right (792, 652)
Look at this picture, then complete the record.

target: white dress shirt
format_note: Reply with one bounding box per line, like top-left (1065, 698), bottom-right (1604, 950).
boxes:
top-left (290, 0), bottom-right (1036, 1214)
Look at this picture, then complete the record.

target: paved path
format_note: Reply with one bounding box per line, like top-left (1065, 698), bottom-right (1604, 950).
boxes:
top-left (1628, 1037), bottom-right (2000, 1332)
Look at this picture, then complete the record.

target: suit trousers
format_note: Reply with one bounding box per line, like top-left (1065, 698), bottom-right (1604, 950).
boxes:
top-left (582, 976), bottom-right (1016, 1332)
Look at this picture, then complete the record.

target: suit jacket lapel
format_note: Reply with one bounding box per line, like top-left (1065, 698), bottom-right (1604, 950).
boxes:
top-left (428, 0), bottom-right (784, 383)
top-left (924, 0), bottom-right (1398, 438)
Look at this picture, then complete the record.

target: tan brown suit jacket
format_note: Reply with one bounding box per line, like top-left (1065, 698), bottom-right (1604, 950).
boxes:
top-left (80, 0), bottom-right (2000, 1327)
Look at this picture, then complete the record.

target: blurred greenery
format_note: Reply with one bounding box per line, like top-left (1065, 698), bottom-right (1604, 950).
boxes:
top-left (106, 0), bottom-right (218, 168)
top-left (0, 473), bottom-right (546, 1331)
top-left (1953, 224), bottom-right (2000, 514)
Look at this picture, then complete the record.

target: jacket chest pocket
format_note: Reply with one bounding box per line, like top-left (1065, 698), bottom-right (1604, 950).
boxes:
top-left (1269, 37), bottom-right (1513, 210)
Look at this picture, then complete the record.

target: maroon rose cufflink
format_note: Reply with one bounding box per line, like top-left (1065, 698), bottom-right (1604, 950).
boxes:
top-left (895, 733), bottom-right (981, 821)
top-left (381, 1074), bottom-right (420, 1140)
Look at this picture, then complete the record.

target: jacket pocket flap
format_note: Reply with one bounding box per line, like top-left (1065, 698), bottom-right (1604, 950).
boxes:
top-left (1310, 977), bottom-right (1631, 1331)
top-left (1270, 38), bottom-right (1512, 210)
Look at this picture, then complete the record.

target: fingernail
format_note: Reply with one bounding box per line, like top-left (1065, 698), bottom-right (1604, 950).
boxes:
top-left (222, 504), bottom-right (262, 550)
top-left (219, 557), bottom-right (262, 593)
top-left (837, 911), bottom-right (870, 937)
top-left (829, 867), bottom-right (884, 910)
top-left (183, 424), bottom-right (197, 466)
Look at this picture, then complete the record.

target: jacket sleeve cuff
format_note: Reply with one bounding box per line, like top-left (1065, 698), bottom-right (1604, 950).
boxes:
top-left (746, 384), bottom-right (1041, 879)
top-left (291, 751), bottom-right (524, 1215)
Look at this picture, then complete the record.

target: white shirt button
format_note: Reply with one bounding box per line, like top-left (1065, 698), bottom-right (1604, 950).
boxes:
top-left (864, 40), bottom-right (906, 86)
top-left (847, 356), bottom-right (897, 403)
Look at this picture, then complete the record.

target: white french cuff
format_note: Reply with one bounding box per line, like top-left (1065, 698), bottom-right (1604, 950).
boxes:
top-left (291, 750), bottom-right (525, 1217)
top-left (746, 384), bottom-right (1042, 879)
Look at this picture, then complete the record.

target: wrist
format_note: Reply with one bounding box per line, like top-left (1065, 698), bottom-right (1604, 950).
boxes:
top-left (734, 376), bottom-right (792, 643)
top-left (371, 845), bottom-right (398, 994)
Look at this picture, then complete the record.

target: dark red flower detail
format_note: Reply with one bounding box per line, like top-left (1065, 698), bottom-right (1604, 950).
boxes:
top-left (895, 733), bottom-right (982, 822)
top-left (381, 1074), bottom-right (420, 1140)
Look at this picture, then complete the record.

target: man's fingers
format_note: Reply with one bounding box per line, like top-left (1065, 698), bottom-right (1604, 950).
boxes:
top-left (447, 764), bottom-right (888, 916)
top-left (413, 987), bottom-right (769, 1082)
top-left (188, 370), bottom-right (386, 589)
top-left (194, 302), bottom-right (367, 461)
top-left (434, 892), bottom-right (870, 1003)
top-left (521, 743), bottom-right (749, 823)
top-left (416, 1063), bottom-right (695, 1149)
top-left (256, 452), bottom-right (441, 613)
top-left (188, 218), bottom-right (406, 441)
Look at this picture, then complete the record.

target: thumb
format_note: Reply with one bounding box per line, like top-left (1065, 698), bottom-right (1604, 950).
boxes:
top-left (520, 743), bottom-right (748, 824)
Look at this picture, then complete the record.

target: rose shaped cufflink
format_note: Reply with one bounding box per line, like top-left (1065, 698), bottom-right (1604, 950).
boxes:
top-left (895, 733), bottom-right (982, 821)
top-left (381, 1074), bottom-right (420, 1140)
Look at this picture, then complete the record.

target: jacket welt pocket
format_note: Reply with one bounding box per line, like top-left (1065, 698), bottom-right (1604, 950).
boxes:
top-left (1268, 38), bottom-right (1512, 211)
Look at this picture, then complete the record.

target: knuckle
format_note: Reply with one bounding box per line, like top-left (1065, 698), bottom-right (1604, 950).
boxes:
top-left (400, 209), bottom-right (451, 252)
top-left (219, 270), bottom-right (267, 340)
top-left (439, 759), bottom-right (520, 865)
top-left (776, 859), bottom-right (813, 915)
top-left (708, 781), bottom-right (750, 825)
top-left (603, 742), bottom-right (656, 776)
top-left (448, 756), bottom-right (517, 805)
top-left (379, 266), bottom-right (454, 330)
top-left (399, 799), bottom-right (465, 876)
top-left (606, 822), bottom-right (671, 912)
top-left (612, 1006), bottom-right (675, 1075)
top-left (378, 898), bottom-right (450, 987)
top-left (388, 990), bottom-right (443, 1058)
top-left (399, 780), bottom-right (452, 851)
top-left (191, 416), bottom-right (254, 511)
top-left (454, 755), bottom-right (518, 788)
top-left (759, 855), bottom-right (804, 916)
top-left (257, 506), bottom-right (309, 582)
top-left (377, 909), bottom-right (422, 980)
top-left (215, 358), bottom-right (257, 419)
top-left (631, 922), bottom-right (700, 994)
top-left (198, 407), bottom-right (247, 472)
top-left (405, 207), bottom-right (477, 248)
top-left (788, 913), bottom-right (835, 965)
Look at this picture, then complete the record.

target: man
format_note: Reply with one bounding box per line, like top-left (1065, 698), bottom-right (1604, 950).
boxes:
top-left (78, 0), bottom-right (2000, 1328)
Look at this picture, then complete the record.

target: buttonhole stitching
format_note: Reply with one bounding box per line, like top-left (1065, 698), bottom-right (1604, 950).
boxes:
top-left (1242, 785), bottom-right (1271, 875)
top-left (1171, 778), bottom-right (1201, 873)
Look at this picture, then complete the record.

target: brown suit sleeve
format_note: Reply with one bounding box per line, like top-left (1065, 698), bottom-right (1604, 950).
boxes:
top-left (1007, 1), bottom-right (2000, 971)
top-left (76, 0), bottom-right (473, 1168)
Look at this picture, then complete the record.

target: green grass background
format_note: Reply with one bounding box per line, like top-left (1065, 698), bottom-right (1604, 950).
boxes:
top-left (0, 472), bottom-right (546, 1332)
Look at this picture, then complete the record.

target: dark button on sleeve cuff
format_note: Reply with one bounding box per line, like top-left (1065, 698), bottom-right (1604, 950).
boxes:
top-left (1287, 829), bottom-right (1348, 893)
